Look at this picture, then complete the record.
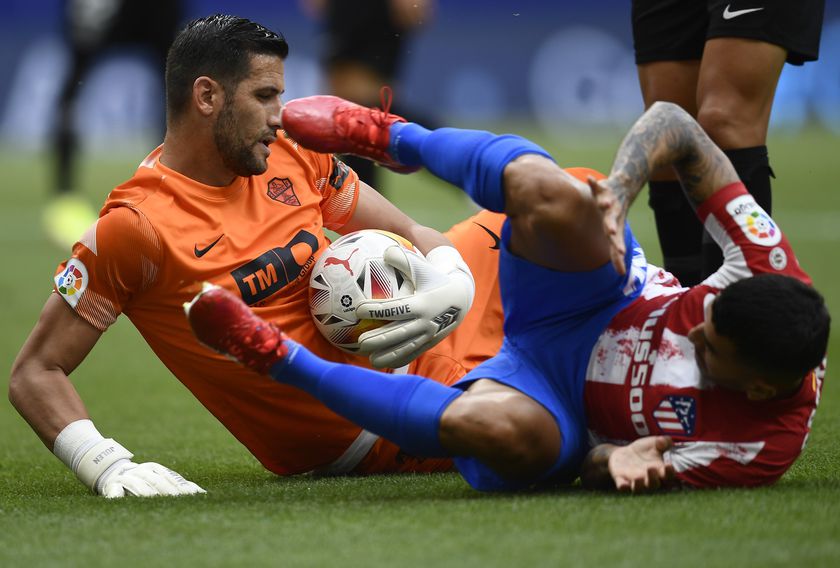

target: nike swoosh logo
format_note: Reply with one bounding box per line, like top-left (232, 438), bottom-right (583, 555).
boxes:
top-left (473, 222), bottom-right (501, 250)
top-left (194, 234), bottom-right (224, 258)
top-left (722, 5), bottom-right (765, 19)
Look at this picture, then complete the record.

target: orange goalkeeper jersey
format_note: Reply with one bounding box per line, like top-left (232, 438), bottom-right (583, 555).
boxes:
top-left (53, 134), bottom-right (505, 475)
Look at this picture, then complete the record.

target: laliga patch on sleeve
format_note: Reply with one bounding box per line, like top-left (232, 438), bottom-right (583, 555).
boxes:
top-left (725, 194), bottom-right (781, 246)
top-left (55, 259), bottom-right (89, 308)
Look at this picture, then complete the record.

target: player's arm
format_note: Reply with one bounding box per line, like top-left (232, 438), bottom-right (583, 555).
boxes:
top-left (340, 181), bottom-right (453, 254)
top-left (11, 206), bottom-right (205, 498)
top-left (580, 436), bottom-right (676, 493)
top-left (10, 295), bottom-right (204, 498)
top-left (318, 153), bottom-right (452, 254)
top-left (340, 182), bottom-right (475, 369)
top-left (10, 294), bottom-right (99, 446)
top-left (589, 102), bottom-right (739, 273)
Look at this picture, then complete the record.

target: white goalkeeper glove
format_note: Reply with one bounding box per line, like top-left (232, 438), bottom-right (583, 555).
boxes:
top-left (357, 245), bottom-right (475, 369)
top-left (53, 419), bottom-right (205, 498)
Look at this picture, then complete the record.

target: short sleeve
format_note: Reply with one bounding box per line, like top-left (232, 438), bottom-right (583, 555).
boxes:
top-left (665, 369), bottom-right (820, 488)
top-left (669, 436), bottom-right (801, 488)
top-left (53, 206), bottom-right (162, 331)
top-left (696, 182), bottom-right (811, 289)
top-left (316, 154), bottom-right (361, 230)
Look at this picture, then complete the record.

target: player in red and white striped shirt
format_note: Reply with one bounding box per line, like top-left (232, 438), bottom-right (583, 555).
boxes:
top-left (578, 103), bottom-right (830, 491)
top-left (583, 185), bottom-right (826, 489)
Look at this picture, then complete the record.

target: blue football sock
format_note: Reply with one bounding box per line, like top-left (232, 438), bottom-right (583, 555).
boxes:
top-left (269, 340), bottom-right (462, 457)
top-left (389, 122), bottom-right (554, 212)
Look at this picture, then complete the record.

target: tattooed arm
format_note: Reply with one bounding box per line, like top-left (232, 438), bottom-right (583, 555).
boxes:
top-left (588, 102), bottom-right (740, 273)
top-left (606, 101), bottom-right (739, 206)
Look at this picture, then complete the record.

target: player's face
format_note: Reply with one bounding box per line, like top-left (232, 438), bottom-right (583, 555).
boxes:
top-left (688, 301), bottom-right (776, 400)
top-left (213, 54), bottom-right (285, 177)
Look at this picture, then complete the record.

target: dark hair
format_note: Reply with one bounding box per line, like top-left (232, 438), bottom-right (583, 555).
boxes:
top-left (165, 14), bottom-right (289, 118)
top-left (712, 274), bottom-right (830, 385)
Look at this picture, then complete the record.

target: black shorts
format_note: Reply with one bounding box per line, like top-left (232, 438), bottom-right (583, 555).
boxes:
top-left (632, 0), bottom-right (825, 66)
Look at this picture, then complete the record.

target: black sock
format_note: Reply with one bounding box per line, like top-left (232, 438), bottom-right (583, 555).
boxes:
top-left (648, 180), bottom-right (704, 286)
top-left (701, 146), bottom-right (774, 277)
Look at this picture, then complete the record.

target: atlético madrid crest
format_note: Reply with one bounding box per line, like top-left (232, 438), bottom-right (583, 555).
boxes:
top-left (267, 177), bottom-right (300, 206)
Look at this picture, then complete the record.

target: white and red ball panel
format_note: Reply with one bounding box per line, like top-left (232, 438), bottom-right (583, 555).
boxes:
top-left (309, 230), bottom-right (418, 353)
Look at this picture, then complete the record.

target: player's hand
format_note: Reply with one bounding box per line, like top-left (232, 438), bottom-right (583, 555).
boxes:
top-left (357, 245), bottom-right (475, 369)
top-left (69, 436), bottom-right (205, 498)
top-left (608, 436), bottom-right (676, 493)
top-left (588, 175), bottom-right (629, 275)
top-left (98, 460), bottom-right (206, 498)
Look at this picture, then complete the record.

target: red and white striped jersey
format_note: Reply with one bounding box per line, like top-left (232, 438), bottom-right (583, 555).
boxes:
top-left (584, 182), bottom-right (825, 488)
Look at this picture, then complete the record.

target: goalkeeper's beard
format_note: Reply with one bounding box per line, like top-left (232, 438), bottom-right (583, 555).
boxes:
top-left (214, 102), bottom-right (269, 177)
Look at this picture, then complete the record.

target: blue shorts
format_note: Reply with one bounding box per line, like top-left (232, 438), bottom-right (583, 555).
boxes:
top-left (454, 219), bottom-right (647, 491)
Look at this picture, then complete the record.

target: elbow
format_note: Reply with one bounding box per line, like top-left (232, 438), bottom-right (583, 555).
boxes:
top-left (649, 100), bottom-right (689, 119)
top-left (648, 101), bottom-right (698, 135)
top-left (9, 360), bottom-right (28, 411)
top-left (649, 100), bottom-right (678, 112)
top-left (8, 354), bottom-right (39, 412)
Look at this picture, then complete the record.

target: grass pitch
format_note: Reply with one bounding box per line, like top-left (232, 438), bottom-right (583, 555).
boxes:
top-left (1, 127), bottom-right (838, 567)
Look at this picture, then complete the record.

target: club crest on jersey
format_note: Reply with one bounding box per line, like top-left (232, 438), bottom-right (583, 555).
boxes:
top-left (267, 177), bottom-right (300, 206)
top-left (55, 259), bottom-right (89, 308)
top-left (769, 246), bottom-right (787, 270)
top-left (653, 395), bottom-right (696, 436)
top-left (726, 195), bottom-right (780, 246)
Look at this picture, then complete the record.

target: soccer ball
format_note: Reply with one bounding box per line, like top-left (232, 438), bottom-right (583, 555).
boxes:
top-left (309, 229), bottom-right (419, 353)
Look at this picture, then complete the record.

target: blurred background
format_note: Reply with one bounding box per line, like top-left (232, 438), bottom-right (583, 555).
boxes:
top-left (1, 0), bottom-right (838, 366)
top-left (2, 0), bottom-right (839, 156)
top-left (0, 4), bottom-right (838, 562)
top-left (0, 5), bottom-right (840, 556)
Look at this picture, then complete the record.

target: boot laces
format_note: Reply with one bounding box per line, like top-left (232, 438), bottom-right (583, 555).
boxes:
top-left (378, 85), bottom-right (394, 118)
top-left (339, 86), bottom-right (397, 131)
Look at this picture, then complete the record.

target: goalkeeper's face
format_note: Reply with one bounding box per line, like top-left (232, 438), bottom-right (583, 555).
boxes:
top-left (213, 53), bottom-right (285, 177)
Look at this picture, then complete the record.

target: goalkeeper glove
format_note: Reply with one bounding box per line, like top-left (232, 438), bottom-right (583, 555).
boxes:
top-left (357, 245), bottom-right (475, 369)
top-left (53, 419), bottom-right (205, 498)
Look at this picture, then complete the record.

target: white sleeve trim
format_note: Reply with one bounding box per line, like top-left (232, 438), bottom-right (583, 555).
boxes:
top-left (665, 440), bottom-right (765, 473)
top-left (700, 214), bottom-right (753, 289)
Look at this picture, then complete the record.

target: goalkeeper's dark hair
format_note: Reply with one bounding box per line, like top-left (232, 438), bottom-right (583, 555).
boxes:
top-left (712, 274), bottom-right (829, 386)
top-left (165, 14), bottom-right (289, 119)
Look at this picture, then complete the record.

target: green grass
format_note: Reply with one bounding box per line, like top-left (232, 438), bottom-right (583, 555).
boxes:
top-left (1, 127), bottom-right (839, 566)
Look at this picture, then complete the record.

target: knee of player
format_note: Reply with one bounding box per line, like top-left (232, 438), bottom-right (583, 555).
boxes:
top-left (696, 104), bottom-right (735, 135)
top-left (439, 393), bottom-right (559, 471)
top-left (494, 413), bottom-right (559, 472)
top-left (504, 161), bottom-right (590, 229)
top-left (696, 102), bottom-right (764, 146)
